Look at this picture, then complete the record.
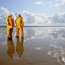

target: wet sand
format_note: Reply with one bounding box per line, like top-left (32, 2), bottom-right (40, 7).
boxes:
top-left (0, 27), bottom-right (65, 65)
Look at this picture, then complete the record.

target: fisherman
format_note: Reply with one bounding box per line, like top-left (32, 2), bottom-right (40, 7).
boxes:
top-left (6, 14), bottom-right (14, 39)
top-left (15, 14), bottom-right (24, 38)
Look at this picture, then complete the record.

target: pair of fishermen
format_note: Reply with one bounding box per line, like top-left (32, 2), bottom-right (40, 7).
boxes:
top-left (6, 14), bottom-right (24, 39)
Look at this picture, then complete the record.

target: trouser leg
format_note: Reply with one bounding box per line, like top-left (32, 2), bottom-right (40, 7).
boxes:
top-left (7, 27), bottom-right (10, 37)
top-left (7, 28), bottom-right (12, 40)
top-left (9, 28), bottom-right (13, 37)
top-left (16, 28), bottom-right (19, 37)
top-left (20, 27), bottom-right (24, 37)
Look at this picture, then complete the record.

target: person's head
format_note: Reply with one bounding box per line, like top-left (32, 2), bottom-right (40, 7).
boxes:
top-left (18, 14), bottom-right (21, 17)
top-left (8, 13), bottom-right (12, 17)
top-left (10, 14), bottom-right (12, 17)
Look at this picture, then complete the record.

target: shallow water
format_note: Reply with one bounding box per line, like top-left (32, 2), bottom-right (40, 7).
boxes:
top-left (0, 27), bottom-right (65, 65)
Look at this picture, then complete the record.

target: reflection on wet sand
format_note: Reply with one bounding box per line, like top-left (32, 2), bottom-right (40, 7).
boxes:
top-left (48, 44), bottom-right (65, 65)
top-left (16, 37), bottom-right (24, 57)
top-left (7, 37), bottom-right (24, 58)
top-left (7, 38), bottom-right (14, 58)
top-left (1, 27), bottom-right (65, 65)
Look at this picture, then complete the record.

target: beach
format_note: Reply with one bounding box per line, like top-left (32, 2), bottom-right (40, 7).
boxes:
top-left (0, 27), bottom-right (65, 65)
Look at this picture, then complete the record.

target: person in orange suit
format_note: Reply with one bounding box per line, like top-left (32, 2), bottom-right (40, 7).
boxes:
top-left (6, 14), bottom-right (14, 39)
top-left (15, 14), bottom-right (24, 38)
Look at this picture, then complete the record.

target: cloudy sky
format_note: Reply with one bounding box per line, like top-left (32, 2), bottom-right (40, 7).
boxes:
top-left (0, 0), bottom-right (65, 16)
top-left (0, 0), bottom-right (65, 25)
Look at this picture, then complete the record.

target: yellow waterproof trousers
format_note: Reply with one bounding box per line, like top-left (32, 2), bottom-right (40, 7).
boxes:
top-left (7, 26), bottom-right (13, 37)
top-left (16, 26), bottom-right (24, 37)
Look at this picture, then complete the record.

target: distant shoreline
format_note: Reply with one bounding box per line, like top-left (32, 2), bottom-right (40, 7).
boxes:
top-left (0, 26), bottom-right (65, 27)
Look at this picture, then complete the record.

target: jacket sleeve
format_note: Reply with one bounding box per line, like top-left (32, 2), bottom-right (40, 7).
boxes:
top-left (22, 18), bottom-right (24, 26)
top-left (12, 18), bottom-right (14, 26)
top-left (20, 17), bottom-right (24, 26)
top-left (6, 17), bottom-right (10, 26)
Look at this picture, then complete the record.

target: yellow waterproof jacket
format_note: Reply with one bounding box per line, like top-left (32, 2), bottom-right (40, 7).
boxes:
top-left (6, 16), bottom-right (14, 29)
top-left (16, 16), bottom-right (24, 28)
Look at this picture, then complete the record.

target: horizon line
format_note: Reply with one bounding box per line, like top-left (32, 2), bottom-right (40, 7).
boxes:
top-left (0, 25), bottom-right (65, 27)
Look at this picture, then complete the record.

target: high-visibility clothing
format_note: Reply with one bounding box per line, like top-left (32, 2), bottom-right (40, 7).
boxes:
top-left (6, 16), bottom-right (14, 28)
top-left (15, 16), bottom-right (24, 37)
top-left (6, 16), bottom-right (14, 37)
top-left (16, 16), bottom-right (24, 28)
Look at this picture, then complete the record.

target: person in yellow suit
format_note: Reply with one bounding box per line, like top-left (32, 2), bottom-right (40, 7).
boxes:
top-left (15, 14), bottom-right (24, 38)
top-left (6, 14), bottom-right (14, 39)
